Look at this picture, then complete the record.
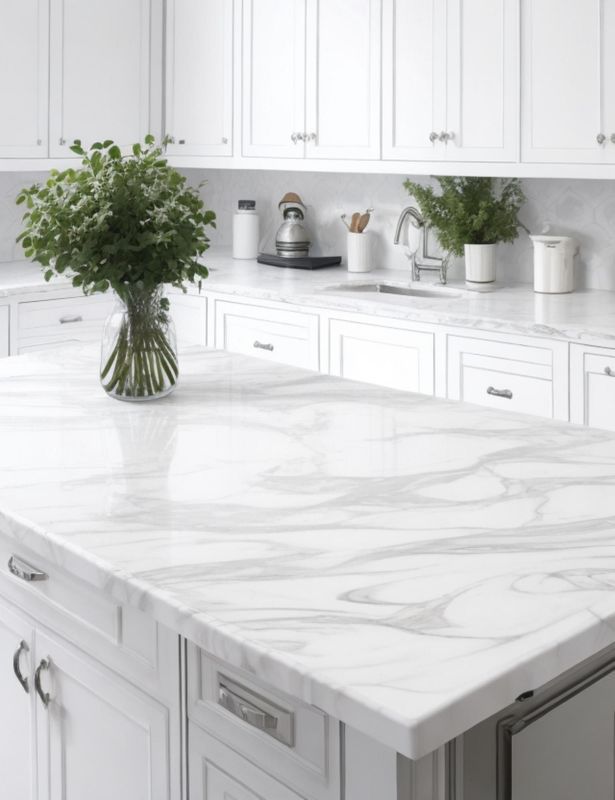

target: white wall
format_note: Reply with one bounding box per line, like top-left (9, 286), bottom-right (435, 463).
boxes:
top-left (2, 169), bottom-right (615, 289)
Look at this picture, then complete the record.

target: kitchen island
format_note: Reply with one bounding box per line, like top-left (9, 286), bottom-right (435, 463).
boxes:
top-left (2, 345), bottom-right (615, 800)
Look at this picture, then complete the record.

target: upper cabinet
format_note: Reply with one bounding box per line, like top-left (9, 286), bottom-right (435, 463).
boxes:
top-left (49, 0), bottom-right (155, 157)
top-left (243, 0), bottom-right (381, 160)
top-left (165, 0), bottom-right (233, 157)
top-left (0, 0), bottom-right (49, 158)
top-left (382, 0), bottom-right (519, 162)
top-left (522, 0), bottom-right (615, 164)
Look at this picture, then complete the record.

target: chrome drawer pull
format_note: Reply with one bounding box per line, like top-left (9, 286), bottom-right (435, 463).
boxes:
top-left (487, 386), bottom-right (513, 400)
top-left (34, 658), bottom-right (51, 708)
top-left (604, 366), bottom-right (615, 377)
top-left (59, 314), bottom-right (83, 324)
top-left (218, 676), bottom-right (294, 747)
top-left (8, 555), bottom-right (48, 583)
top-left (253, 340), bottom-right (274, 352)
top-left (13, 640), bottom-right (29, 694)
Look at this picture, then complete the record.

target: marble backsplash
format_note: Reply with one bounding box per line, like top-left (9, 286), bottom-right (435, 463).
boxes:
top-left (2, 168), bottom-right (615, 289)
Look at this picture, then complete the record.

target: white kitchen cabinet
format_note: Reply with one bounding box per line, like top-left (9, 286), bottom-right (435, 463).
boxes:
top-left (165, 0), bottom-right (233, 157)
top-left (0, 600), bottom-right (36, 800)
top-left (170, 292), bottom-right (208, 348)
top-left (570, 343), bottom-right (615, 431)
top-left (447, 332), bottom-right (569, 420)
top-left (0, 305), bottom-right (9, 357)
top-left (243, 0), bottom-right (380, 160)
top-left (522, 0), bottom-right (615, 164)
top-left (383, 0), bottom-right (518, 163)
top-left (304, 0), bottom-right (381, 160)
top-left (49, 0), bottom-right (154, 157)
top-left (35, 629), bottom-right (172, 800)
top-left (0, 0), bottom-right (49, 158)
top-left (17, 294), bottom-right (113, 354)
top-left (242, 0), bottom-right (306, 158)
top-left (328, 317), bottom-right (435, 394)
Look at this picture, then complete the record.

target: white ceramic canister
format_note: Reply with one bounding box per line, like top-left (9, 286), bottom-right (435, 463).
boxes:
top-left (464, 243), bottom-right (496, 286)
top-left (347, 231), bottom-right (371, 273)
top-left (232, 200), bottom-right (260, 259)
top-left (530, 235), bottom-right (576, 294)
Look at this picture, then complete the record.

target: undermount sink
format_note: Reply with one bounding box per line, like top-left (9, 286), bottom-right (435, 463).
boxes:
top-left (324, 282), bottom-right (463, 300)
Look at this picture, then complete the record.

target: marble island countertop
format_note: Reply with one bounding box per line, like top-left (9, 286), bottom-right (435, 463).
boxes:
top-left (4, 249), bottom-right (615, 346)
top-left (2, 345), bottom-right (615, 759)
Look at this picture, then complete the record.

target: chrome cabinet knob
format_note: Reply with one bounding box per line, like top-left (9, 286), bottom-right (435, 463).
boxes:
top-left (178, 139), bottom-right (186, 145)
top-left (597, 133), bottom-right (606, 145)
top-left (222, 137), bottom-right (228, 144)
top-left (59, 137), bottom-right (66, 146)
top-left (429, 131), bottom-right (439, 143)
top-left (438, 131), bottom-right (449, 142)
top-left (290, 132), bottom-right (299, 144)
top-left (306, 132), bottom-right (317, 142)
top-left (604, 366), bottom-right (614, 377)
top-left (611, 134), bottom-right (615, 145)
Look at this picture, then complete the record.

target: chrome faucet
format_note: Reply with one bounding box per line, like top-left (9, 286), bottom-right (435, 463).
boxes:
top-left (393, 205), bottom-right (449, 285)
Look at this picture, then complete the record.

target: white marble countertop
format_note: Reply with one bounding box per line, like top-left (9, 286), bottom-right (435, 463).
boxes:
top-left (4, 249), bottom-right (615, 346)
top-left (2, 345), bottom-right (615, 759)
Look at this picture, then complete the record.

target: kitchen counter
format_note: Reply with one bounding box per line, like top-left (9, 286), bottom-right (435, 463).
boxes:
top-left (2, 345), bottom-right (615, 759)
top-left (4, 249), bottom-right (615, 346)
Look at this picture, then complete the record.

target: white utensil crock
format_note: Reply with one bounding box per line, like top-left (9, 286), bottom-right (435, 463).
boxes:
top-left (464, 244), bottom-right (496, 285)
top-left (530, 235), bottom-right (576, 294)
top-left (347, 232), bottom-right (371, 273)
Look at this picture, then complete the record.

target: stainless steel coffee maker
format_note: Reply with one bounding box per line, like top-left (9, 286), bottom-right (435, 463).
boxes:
top-left (275, 192), bottom-right (311, 258)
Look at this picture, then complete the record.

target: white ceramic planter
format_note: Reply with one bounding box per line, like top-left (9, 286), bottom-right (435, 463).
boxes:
top-left (347, 232), bottom-right (371, 273)
top-left (530, 235), bottom-right (576, 294)
top-left (464, 244), bottom-right (496, 285)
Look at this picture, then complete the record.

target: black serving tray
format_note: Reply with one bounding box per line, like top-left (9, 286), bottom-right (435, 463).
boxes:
top-left (258, 253), bottom-right (342, 270)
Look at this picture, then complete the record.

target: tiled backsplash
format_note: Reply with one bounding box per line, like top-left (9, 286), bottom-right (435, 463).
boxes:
top-left (2, 169), bottom-right (615, 289)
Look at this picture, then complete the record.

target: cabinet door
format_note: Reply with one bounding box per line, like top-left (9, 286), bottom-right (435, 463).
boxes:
top-left (49, 0), bottom-right (152, 157)
top-left (242, 0), bottom-right (306, 158)
top-left (170, 293), bottom-right (208, 348)
top-left (0, 0), bottom-right (49, 158)
top-left (35, 630), bottom-right (172, 800)
top-left (0, 305), bottom-right (9, 357)
top-left (305, 0), bottom-right (381, 160)
top-left (570, 343), bottom-right (615, 431)
top-left (165, 0), bottom-right (233, 157)
top-left (446, 0), bottom-right (519, 162)
top-left (329, 318), bottom-right (434, 394)
top-left (522, 0), bottom-right (615, 164)
top-left (382, 0), bottom-right (447, 161)
top-left (0, 599), bottom-right (36, 800)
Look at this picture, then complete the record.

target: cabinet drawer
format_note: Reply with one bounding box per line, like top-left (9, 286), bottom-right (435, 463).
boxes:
top-left (447, 334), bottom-right (569, 420)
top-left (570, 344), bottom-right (615, 431)
top-left (187, 647), bottom-right (340, 800)
top-left (18, 294), bottom-right (113, 352)
top-left (214, 299), bottom-right (320, 370)
top-left (329, 317), bottom-right (434, 394)
top-left (189, 723), bottom-right (305, 800)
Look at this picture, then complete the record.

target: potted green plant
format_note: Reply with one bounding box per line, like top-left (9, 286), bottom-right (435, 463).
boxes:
top-left (16, 137), bottom-right (215, 401)
top-left (403, 176), bottom-right (525, 286)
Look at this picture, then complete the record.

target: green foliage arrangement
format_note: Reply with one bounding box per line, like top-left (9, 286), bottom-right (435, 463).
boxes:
top-left (15, 137), bottom-right (216, 400)
top-left (16, 135), bottom-right (215, 295)
top-left (403, 176), bottom-right (525, 257)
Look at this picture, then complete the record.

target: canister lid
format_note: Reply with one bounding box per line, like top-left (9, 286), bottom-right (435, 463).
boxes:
top-left (238, 199), bottom-right (256, 210)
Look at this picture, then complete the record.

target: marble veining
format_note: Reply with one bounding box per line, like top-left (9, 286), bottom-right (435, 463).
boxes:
top-left (2, 346), bottom-right (615, 758)
top-left (4, 250), bottom-right (615, 347)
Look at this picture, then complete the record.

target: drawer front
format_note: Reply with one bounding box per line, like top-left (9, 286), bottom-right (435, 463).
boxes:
top-left (189, 723), bottom-right (305, 800)
top-left (329, 318), bottom-right (434, 394)
top-left (18, 294), bottom-right (113, 351)
top-left (447, 334), bottom-right (568, 420)
top-left (214, 299), bottom-right (320, 371)
top-left (570, 344), bottom-right (615, 431)
top-left (188, 647), bottom-right (340, 800)
top-left (0, 534), bottom-right (172, 696)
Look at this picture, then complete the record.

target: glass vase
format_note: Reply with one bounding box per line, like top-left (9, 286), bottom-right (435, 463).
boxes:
top-left (100, 286), bottom-right (178, 401)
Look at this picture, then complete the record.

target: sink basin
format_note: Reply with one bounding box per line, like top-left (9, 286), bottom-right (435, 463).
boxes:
top-left (324, 282), bottom-right (463, 300)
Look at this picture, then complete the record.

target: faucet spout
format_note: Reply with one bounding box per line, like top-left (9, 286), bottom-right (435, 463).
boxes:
top-left (393, 205), bottom-right (449, 285)
top-left (393, 206), bottom-right (424, 245)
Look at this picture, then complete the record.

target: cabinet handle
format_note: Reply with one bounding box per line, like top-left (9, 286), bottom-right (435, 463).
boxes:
top-left (13, 640), bottom-right (29, 694)
top-left (604, 366), bottom-right (615, 377)
top-left (306, 132), bottom-right (317, 142)
top-left (217, 677), bottom-right (294, 747)
top-left (59, 315), bottom-right (83, 324)
top-left (222, 137), bottom-right (228, 144)
top-left (438, 131), bottom-right (449, 142)
top-left (611, 134), bottom-right (615, 145)
top-left (290, 132), bottom-right (299, 144)
top-left (253, 340), bottom-right (274, 352)
top-left (34, 658), bottom-right (51, 708)
top-left (8, 555), bottom-right (48, 583)
top-left (59, 137), bottom-right (66, 146)
top-left (487, 386), bottom-right (513, 400)
top-left (597, 133), bottom-right (606, 145)
top-left (429, 131), bottom-right (439, 143)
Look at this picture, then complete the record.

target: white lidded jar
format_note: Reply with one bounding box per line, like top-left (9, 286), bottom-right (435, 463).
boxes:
top-left (232, 200), bottom-right (260, 259)
top-left (530, 235), bottom-right (577, 294)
